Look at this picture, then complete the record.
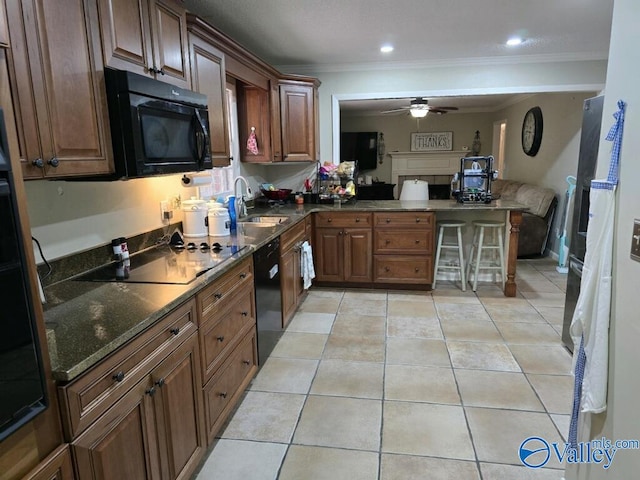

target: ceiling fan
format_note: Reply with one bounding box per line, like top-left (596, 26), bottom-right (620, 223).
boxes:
top-left (381, 97), bottom-right (458, 118)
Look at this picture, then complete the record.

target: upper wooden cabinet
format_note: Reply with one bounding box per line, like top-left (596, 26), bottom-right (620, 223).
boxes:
top-left (237, 83), bottom-right (273, 163)
top-left (95, 0), bottom-right (191, 89)
top-left (187, 22), bottom-right (230, 167)
top-left (278, 77), bottom-right (320, 162)
top-left (6, 0), bottom-right (114, 179)
top-left (0, 0), bottom-right (8, 47)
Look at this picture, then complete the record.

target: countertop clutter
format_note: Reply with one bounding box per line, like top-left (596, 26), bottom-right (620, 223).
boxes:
top-left (43, 199), bottom-right (528, 382)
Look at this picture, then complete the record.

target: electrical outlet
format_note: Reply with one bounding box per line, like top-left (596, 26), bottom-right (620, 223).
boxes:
top-left (631, 219), bottom-right (640, 262)
top-left (160, 200), bottom-right (173, 222)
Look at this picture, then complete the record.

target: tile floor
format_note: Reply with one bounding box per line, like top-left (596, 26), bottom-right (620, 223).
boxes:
top-left (195, 258), bottom-right (573, 479)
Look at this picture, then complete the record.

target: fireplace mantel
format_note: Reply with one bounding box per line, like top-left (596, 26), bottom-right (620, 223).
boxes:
top-left (390, 150), bottom-right (466, 198)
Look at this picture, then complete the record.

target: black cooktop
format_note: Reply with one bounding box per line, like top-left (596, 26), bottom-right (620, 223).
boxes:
top-left (76, 241), bottom-right (247, 285)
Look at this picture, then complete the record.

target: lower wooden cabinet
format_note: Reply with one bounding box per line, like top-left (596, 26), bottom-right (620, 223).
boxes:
top-left (280, 219), bottom-right (309, 327)
top-left (22, 445), bottom-right (75, 480)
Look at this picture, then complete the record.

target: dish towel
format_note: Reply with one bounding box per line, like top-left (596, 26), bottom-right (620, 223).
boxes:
top-left (300, 241), bottom-right (315, 289)
top-left (247, 127), bottom-right (259, 155)
top-left (568, 99), bottom-right (626, 448)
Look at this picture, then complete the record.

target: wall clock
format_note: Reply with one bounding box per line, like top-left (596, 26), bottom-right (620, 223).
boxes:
top-left (521, 106), bottom-right (543, 156)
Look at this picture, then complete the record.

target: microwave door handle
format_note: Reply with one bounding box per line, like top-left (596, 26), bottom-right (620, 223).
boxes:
top-left (194, 110), bottom-right (209, 165)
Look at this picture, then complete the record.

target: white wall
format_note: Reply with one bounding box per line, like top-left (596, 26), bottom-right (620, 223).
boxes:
top-left (567, 0), bottom-right (640, 478)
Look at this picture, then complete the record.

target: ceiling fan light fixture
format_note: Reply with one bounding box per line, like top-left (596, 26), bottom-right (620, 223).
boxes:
top-left (410, 107), bottom-right (428, 118)
top-left (380, 44), bottom-right (394, 53)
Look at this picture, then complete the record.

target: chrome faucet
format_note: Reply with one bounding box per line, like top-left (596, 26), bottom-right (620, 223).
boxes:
top-left (233, 176), bottom-right (252, 218)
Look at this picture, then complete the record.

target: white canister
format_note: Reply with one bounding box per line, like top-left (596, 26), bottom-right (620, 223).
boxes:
top-left (399, 179), bottom-right (430, 201)
top-left (182, 198), bottom-right (208, 238)
top-left (207, 202), bottom-right (230, 237)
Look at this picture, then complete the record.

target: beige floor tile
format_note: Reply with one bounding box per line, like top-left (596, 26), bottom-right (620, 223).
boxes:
top-left (475, 284), bottom-right (524, 299)
top-left (527, 374), bottom-right (574, 414)
top-left (466, 407), bottom-right (564, 467)
top-left (306, 289), bottom-right (345, 300)
top-left (386, 337), bottom-right (451, 367)
top-left (279, 445), bottom-right (379, 480)
top-left (478, 296), bottom-right (529, 306)
top-left (249, 357), bottom-right (318, 394)
top-left (535, 306), bottom-right (565, 325)
top-left (270, 332), bottom-right (328, 359)
top-left (388, 298), bottom-right (438, 317)
top-left (382, 401), bottom-right (474, 460)
top-left (387, 315), bottom-right (443, 339)
top-left (310, 359), bottom-right (384, 399)
top-left (495, 322), bottom-right (561, 345)
top-left (195, 439), bottom-right (287, 480)
top-left (440, 318), bottom-right (503, 342)
top-left (387, 290), bottom-right (434, 302)
top-left (221, 391), bottom-right (306, 443)
top-left (323, 334), bottom-right (385, 362)
top-left (455, 369), bottom-right (544, 411)
top-left (520, 291), bottom-right (567, 308)
top-left (332, 313), bottom-right (386, 336)
top-left (285, 312), bottom-right (335, 334)
top-left (480, 463), bottom-right (565, 479)
top-left (338, 298), bottom-right (388, 316)
top-left (550, 414), bottom-right (570, 441)
top-left (447, 341), bottom-right (521, 371)
top-left (436, 303), bottom-right (491, 322)
top-left (299, 295), bottom-right (342, 314)
top-left (484, 303), bottom-right (547, 323)
top-left (293, 395), bottom-right (382, 450)
top-left (343, 289), bottom-right (388, 301)
top-left (510, 345), bottom-right (573, 375)
top-left (381, 454), bottom-right (480, 480)
top-left (385, 364), bottom-right (460, 404)
top-left (432, 295), bottom-right (482, 305)
top-left (518, 278), bottom-right (565, 293)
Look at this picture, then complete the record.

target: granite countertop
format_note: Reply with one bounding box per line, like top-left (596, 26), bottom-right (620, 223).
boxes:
top-left (44, 199), bottom-right (528, 382)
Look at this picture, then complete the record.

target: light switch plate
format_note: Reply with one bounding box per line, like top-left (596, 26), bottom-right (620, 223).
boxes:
top-left (631, 219), bottom-right (640, 262)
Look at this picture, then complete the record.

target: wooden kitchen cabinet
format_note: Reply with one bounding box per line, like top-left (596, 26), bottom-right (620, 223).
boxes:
top-left (314, 212), bottom-right (373, 283)
top-left (277, 76), bottom-right (320, 162)
top-left (187, 19), bottom-right (230, 166)
top-left (373, 212), bottom-right (435, 285)
top-left (5, 0), bottom-right (114, 179)
top-left (22, 445), bottom-right (75, 480)
top-left (237, 83), bottom-right (273, 163)
top-left (72, 332), bottom-right (204, 480)
top-left (280, 220), bottom-right (309, 327)
top-left (94, 0), bottom-right (191, 89)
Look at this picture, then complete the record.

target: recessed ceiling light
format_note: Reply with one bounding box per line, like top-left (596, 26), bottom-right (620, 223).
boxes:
top-left (506, 37), bottom-right (524, 47)
top-left (380, 45), bottom-right (394, 53)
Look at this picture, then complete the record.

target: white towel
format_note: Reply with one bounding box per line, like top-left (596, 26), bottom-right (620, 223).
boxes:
top-left (300, 241), bottom-right (315, 289)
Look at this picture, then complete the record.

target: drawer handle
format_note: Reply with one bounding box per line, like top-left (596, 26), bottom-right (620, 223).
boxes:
top-left (385, 239), bottom-right (391, 244)
top-left (385, 218), bottom-right (391, 223)
top-left (240, 272), bottom-right (247, 279)
top-left (416, 218), bottom-right (421, 223)
top-left (355, 217), bottom-right (361, 222)
top-left (327, 218), bottom-right (332, 223)
top-left (217, 336), bottom-right (225, 342)
top-left (145, 386), bottom-right (156, 397)
top-left (218, 392), bottom-right (228, 399)
top-left (170, 327), bottom-right (180, 336)
top-left (242, 360), bottom-right (251, 365)
top-left (385, 266), bottom-right (390, 272)
top-left (155, 378), bottom-right (165, 388)
top-left (112, 371), bottom-right (125, 382)
top-left (241, 311), bottom-right (248, 317)
top-left (415, 239), bottom-right (421, 244)
top-left (415, 267), bottom-right (420, 272)
top-left (214, 293), bottom-right (223, 300)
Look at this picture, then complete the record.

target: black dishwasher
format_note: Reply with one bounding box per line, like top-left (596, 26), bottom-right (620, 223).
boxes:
top-left (253, 237), bottom-right (282, 365)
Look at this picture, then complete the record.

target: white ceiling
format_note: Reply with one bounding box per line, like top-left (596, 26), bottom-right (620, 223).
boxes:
top-left (182, 0), bottom-right (614, 114)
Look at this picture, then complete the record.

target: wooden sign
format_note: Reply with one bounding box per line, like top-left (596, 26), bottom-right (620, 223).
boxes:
top-left (410, 132), bottom-right (453, 151)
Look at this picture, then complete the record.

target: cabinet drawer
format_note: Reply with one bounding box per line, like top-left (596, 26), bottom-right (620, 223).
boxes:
top-left (203, 330), bottom-right (257, 443)
top-left (197, 257), bottom-right (253, 325)
top-left (373, 212), bottom-right (434, 228)
top-left (280, 220), bottom-right (306, 252)
top-left (200, 285), bottom-right (256, 382)
top-left (59, 299), bottom-right (197, 439)
top-left (374, 229), bottom-right (433, 254)
top-left (315, 212), bottom-right (372, 227)
top-left (374, 255), bottom-right (433, 284)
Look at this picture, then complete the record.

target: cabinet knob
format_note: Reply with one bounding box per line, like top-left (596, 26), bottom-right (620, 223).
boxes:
top-left (385, 218), bottom-right (391, 223)
top-left (158, 68), bottom-right (165, 75)
top-left (240, 272), bottom-right (247, 279)
top-left (385, 239), bottom-right (391, 244)
top-left (385, 266), bottom-right (390, 272)
top-left (145, 386), bottom-right (156, 397)
top-left (415, 267), bottom-right (420, 272)
top-left (242, 360), bottom-right (251, 365)
top-left (148, 66), bottom-right (158, 74)
top-left (170, 327), bottom-right (180, 336)
top-left (415, 218), bottom-right (421, 223)
top-left (241, 311), bottom-right (248, 317)
top-left (218, 392), bottom-right (228, 399)
top-left (216, 336), bottom-right (225, 342)
top-left (214, 293), bottom-right (223, 300)
top-left (32, 158), bottom-right (44, 168)
top-left (155, 378), bottom-right (165, 388)
top-left (112, 371), bottom-right (125, 382)
top-left (48, 157), bottom-right (60, 167)
top-left (415, 239), bottom-right (420, 244)
top-left (355, 218), bottom-right (361, 223)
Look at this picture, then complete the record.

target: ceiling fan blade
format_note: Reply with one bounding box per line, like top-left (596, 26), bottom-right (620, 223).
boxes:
top-left (381, 107), bottom-right (409, 114)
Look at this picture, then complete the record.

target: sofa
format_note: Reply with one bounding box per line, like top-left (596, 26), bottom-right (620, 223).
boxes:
top-left (491, 179), bottom-right (558, 257)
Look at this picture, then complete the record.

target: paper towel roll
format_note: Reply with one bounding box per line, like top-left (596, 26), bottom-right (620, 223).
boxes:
top-left (181, 173), bottom-right (212, 187)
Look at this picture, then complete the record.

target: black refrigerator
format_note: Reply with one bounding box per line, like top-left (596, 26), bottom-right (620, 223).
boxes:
top-left (561, 95), bottom-right (603, 352)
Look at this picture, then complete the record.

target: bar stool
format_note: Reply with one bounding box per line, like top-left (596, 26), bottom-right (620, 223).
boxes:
top-left (466, 220), bottom-right (506, 292)
top-left (433, 220), bottom-right (466, 291)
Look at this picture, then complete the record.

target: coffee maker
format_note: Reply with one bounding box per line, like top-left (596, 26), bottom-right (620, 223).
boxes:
top-left (451, 156), bottom-right (498, 204)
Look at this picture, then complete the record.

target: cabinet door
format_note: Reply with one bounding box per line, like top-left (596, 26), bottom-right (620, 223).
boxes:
top-left (152, 334), bottom-right (205, 480)
top-left (96, 0), bottom-right (153, 76)
top-left (9, 0), bottom-right (113, 179)
top-left (279, 82), bottom-right (315, 162)
top-left (22, 445), bottom-right (75, 480)
top-left (344, 228), bottom-right (372, 283)
top-left (73, 379), bottom-right (160, 480)
top-left (189, 32), bottom-right (230, 166)
top-left (280, 246), bottom-right (298, 328)
top-left (149, 0), bottom-right (191, 89)
top-left (314, 227), bottom-right (343, 282)
top-left (237, 84), bottom-right (272, 162)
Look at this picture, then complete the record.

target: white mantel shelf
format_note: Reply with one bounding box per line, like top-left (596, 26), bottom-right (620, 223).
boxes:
top-left (390, 150), bottom-right (467, 198)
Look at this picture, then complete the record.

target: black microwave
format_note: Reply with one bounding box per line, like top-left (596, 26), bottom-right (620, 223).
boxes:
top-left (105, 68), bottom-right (212, 179)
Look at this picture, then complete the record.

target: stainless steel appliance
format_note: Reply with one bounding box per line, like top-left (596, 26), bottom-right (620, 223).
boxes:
top-left (104, 68), bottom-right (212, 179)
top-left (0, 109), bottom-right (48, 441)
top-left (562, 95), bottom-right (604, 352)
top-left (253, 238), bottom-right (282, 365)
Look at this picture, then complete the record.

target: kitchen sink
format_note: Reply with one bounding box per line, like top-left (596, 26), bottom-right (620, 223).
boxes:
top-left (240, 215), bottom-right (290, 226)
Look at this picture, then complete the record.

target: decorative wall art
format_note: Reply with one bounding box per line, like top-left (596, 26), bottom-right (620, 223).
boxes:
top-left (410, 131), bottom-right (453, 152)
